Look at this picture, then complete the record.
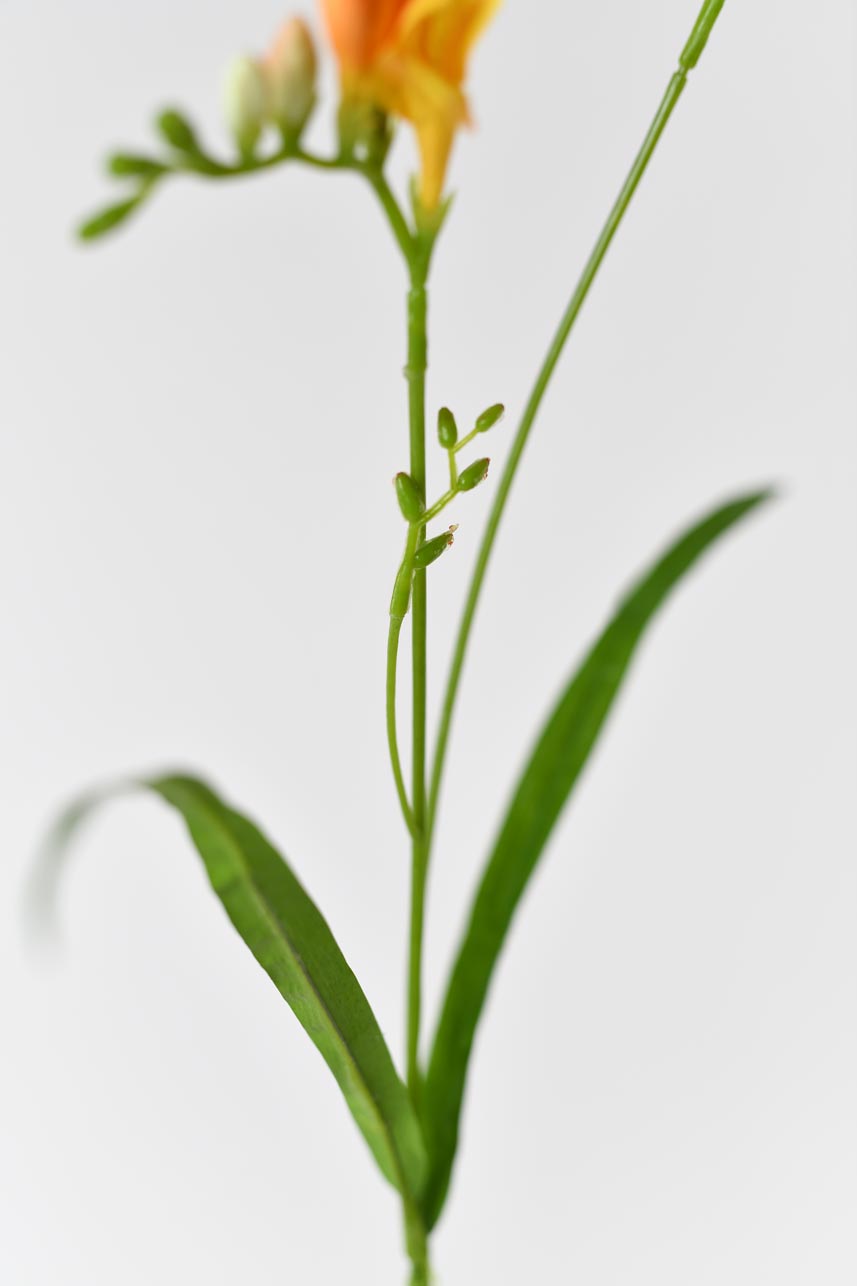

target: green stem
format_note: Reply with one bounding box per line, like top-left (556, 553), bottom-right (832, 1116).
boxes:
top-left (387, 616), bottom-right (416, 837)
top-left (451, 427), bottom-right (481, 455)
top-left (422, 489), bottom-right (456, 526)
top-left (403, 1193), bottom-right (431, 1286)
top-left (405, 273), bottom-right (429, 1104)
top-left (366, 168), bottom-right (419, 266)
top-left (425, 21), bottom-right (723, 856)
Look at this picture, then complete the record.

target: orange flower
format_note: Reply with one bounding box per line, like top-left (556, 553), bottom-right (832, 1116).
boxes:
top-left (320, 0), bottom-right (500, 208)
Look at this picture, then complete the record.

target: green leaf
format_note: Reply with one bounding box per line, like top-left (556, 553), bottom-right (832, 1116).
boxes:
top-left (77, 194), bottom-right (147, 241)
top-left (38, 774), bottom-right (428, 1206)
top-left (421, 489), bottom-right (772, 1227)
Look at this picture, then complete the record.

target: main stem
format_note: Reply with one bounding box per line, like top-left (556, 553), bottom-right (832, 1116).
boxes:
top-left (405, 269), bottom-right (429, 1106)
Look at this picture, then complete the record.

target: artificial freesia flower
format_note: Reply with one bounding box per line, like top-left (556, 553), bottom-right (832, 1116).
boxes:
top-left (320, 0), bottom-right (500, 208)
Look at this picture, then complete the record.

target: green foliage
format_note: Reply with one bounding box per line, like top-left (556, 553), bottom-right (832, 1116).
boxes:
top-left (420, 490), bottom-right (772, 1227)
top-left (78, 194), bottom-right (148, 241)
top-left (38, 775), bottom-right (428, 1206)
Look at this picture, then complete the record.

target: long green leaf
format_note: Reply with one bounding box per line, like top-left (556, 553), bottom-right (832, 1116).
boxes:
top-left (38, 774), bottom-right (427, 1207)
top-left (421, 489), bottom-right (772, 1227)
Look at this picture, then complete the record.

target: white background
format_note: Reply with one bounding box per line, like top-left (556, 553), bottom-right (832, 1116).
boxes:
top-left (1, 1), bottom-right (855, 1282)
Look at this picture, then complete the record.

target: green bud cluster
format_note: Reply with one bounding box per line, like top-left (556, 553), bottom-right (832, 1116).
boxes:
top-left (387, 398), bottom-right (503, 622)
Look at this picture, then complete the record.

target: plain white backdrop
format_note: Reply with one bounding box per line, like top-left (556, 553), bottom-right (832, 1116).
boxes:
top-left (1, 1), bottom-right (855, 1282)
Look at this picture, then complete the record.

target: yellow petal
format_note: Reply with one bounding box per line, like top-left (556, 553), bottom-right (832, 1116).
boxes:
top-left (323, 0), bottom-right (501, 208)
top-left (396, 0), bottom-right (502, 82)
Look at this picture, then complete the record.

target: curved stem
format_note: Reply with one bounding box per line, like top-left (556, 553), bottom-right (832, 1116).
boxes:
top-left (426, 43), bottom-right (717, 855)
top-left (387, 617), bottom-right (416, 836)
top-left (174, 146), bottom-right (419, 266)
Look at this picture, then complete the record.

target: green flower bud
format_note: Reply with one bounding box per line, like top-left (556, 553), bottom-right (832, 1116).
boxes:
top-left (437, 407), bottom-right (458, 449)
top-left (414, 530), bottom-right (455, 569)
top-left (223, 57), bottom-right (268, 160)
top-left (457, 458), bottom-right (491, 492)
top-left (156, 109), bottom-right (200, 154)
top-left (476, 403), bottom-right (505, 433)
top-left (395, 473), bottom-right (425, 524)
top-left (107, 154), bottom-right (167, 180)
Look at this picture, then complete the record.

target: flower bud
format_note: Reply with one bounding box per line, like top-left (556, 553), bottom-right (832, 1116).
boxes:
top-left (107, 154), bottom-right (166, 180)
top-left (437, 407), bottom-right (458, 450)
top-left (476, 403), bottom-right (505, 433)
top-left (264, 18), bottom-right (317, 139)
top-left (457, 458), bottom-right (491, 492)
top-left (223, 57), bottom-right (268, 160)
top-left (157, 110), bottom-right (200, 154)
top-left (395, 473), bottom-right (425, 524)
top-left (414, 530), bottom-right (455, 569)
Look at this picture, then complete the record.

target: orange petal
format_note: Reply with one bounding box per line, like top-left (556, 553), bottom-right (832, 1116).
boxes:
top-left (319, 0), bottom-right (410, 69)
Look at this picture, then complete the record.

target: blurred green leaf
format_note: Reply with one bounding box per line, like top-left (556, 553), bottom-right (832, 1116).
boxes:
top-left (78, 195), bottom-right (146, 241)
top-left (421, 489), bottom-right (772, 1227)
top-left (38, 774), bottom-right (428, 1204)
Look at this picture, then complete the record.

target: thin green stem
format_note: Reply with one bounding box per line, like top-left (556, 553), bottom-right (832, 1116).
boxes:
top-left (294, 147), bottom-right (348, 171)
top-left (447, 449), bottom-right (459, 490)
top-left (405, 272), bottom-right (429, 1105)
top-left (365, 167), bottom-right (419, 266)
top-left (451, 427), bottom-right (481, 455)
top-left (387, 616), bottom-right (416, 837)
top-left (170, 146), bottom-right (419, 266)
top-left (422, 489), bottom-right (456, 526)
top-left (403, 1194), bottom-right (431, 1286)
top-left (426, 31), bottom-right (721, 855)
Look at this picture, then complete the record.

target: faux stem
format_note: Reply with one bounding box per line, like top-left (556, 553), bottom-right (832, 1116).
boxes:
top-left (405, 274), bottom-right (429, 1104)
top-left (387, 616), bottom-right (416, 836)
top-left (425, 4), bottom-right (728, 858)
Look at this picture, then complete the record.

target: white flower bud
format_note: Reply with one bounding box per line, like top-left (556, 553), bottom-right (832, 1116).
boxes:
top-left (223, 56), bottom-right (268, 160)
